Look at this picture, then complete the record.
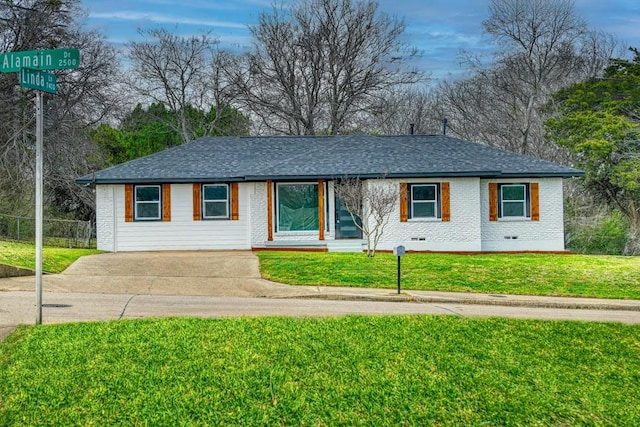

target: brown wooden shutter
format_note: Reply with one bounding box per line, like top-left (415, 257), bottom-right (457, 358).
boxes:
top-left (192, 184), bottom-right (201, 221)
top-left (400, 182), bottom-right (408, 222)
top-left (162, 184), bottom-right (171, 222)
top-left (441, 182), bottom-right (450, 222)
top-left (267, 180), bottom-right (273, 241)
top-left (231, 183), bottom-right (239, 220)
top-left (318, 179), bottom-right (325, 240)
top-left (530, 182), bottom-right (540, 221)
top-left (124, 184), bottom-right (133, 222)
top-left (489, 182), bottom-right (498, 221)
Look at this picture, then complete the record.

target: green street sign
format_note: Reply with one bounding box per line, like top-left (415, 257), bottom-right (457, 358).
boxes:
top-left (19, 68), bottom-right (57, 94)
top-left (0, 48), bottom-right (80, 73)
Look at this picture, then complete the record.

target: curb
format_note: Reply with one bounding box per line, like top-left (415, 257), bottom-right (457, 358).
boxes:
top-left (285, 293), bottom-right (640, 312)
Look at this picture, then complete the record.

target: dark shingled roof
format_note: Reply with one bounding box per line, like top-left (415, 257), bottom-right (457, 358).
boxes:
top-left (76, 134), bottom-right (583, 184)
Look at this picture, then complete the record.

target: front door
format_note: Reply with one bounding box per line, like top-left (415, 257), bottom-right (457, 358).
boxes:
top-left (335, 196), bottom-right (362, 239)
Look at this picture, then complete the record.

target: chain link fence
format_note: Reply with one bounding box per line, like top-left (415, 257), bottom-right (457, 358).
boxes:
top-left (0, 214), bottom-right (95, 248)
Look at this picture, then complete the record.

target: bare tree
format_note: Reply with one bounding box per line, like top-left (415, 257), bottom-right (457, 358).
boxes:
top-left (367, 85), bottom-right (443, 135)
top-left (426, 0), bottom-right (620, 161)
top-left (230, 0), bottom-right (425, 135)
top-left (126, 28), bottom-right (243, 143)
top-left (0, 0), bottom-right (121, 220)
top-left (334, 177), bottom-right (398, 257)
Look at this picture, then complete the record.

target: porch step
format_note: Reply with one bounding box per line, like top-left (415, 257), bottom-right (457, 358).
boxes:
top-left (265, 240), bottom-right (326, 247)
top-left (327, 240), bottom-right (364, 253)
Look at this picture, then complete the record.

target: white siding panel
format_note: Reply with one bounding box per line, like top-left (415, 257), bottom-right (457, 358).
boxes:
top-left (112, 183), bottom-right (250, 252)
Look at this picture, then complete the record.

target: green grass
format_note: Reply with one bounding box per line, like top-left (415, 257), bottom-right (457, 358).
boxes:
top-left (258, 251), bottom-right (640, 299)
top-left (0, 240), bottom-right (101, 273)
top-left (1, 316), bottom-right (639, 426)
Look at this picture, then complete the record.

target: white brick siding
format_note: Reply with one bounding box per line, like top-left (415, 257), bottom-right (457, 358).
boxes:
top-left (250, 182), bottom-right (268, 246)
top-left (96, 185), bottom-right (115, 251)
top-left (378, 178), bottom-right (482, 251)
top-left (480, 178), bottom-right (565, 251)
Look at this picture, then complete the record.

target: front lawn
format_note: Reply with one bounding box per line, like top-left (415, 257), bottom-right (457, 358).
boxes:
top-left (257, 251), bottom-right (640, 299)
top-left (1, 316), bottom-right (638, 426)
top-left (0, 240), bottom-right (101, 273)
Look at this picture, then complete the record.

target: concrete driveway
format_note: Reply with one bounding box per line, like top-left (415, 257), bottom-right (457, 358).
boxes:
top-left (0, 251), bottom-right (298, 297)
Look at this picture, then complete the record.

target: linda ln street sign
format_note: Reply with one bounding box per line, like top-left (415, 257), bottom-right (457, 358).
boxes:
top-left (20, 68), bottom-right (57, 94)
top-left (0, 48), bottom-right (80, 73)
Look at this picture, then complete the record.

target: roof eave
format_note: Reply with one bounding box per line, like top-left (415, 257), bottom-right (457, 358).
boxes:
top-left (78, 169), bottom-right (584, 185)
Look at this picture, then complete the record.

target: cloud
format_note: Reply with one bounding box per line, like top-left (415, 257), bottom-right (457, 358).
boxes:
top-left (90, 11), bottom-right (246, 29)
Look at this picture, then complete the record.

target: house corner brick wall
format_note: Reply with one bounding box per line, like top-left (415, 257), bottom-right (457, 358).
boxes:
top-left (480, 178), bottom-right (565, 251)
top-left (96, 185), bottom-right (116, 251)
top-left (250, 182), bottom-right (269, 246)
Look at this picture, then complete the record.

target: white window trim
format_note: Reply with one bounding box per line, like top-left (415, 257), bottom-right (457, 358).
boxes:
top-left (410, 183), bottom-right (440, 220)
top-left (202, 184), bottom-right (230, 220)
top-left (499, 183), bottom-right (528, 220)
top-left (134, 185), bottom-right (161, 221)
top-left (275, 182), bottom-right (322, 233)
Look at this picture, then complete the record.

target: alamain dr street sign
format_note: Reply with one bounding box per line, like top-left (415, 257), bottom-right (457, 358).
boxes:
top-left (20, 68), bottom-right (57, 94)
top-left (0, 48), bottom-right (80, 73)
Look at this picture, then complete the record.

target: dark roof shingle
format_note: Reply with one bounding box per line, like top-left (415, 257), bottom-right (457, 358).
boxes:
top-left (77, 134), bottom-right (583, 184)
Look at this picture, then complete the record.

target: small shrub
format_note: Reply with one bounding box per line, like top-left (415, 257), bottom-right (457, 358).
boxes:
top-left (566, 210), bottom-right (629, 255)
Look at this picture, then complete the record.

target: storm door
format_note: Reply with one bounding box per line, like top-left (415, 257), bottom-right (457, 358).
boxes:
top-left (334, 196), bottom-right (362, 239)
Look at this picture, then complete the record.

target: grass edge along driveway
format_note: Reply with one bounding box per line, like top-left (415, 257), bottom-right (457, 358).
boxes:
top-left (0, 240), bottom-right (101, 274)
top-left (257, 251), bottom-right (640, 300)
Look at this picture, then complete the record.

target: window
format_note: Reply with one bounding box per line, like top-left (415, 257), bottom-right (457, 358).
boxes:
top-left (410, 184), bottom-right (440, 219)
top-left (135, 185), bottom-right (161, 220)
top-left (499, 183), bottom-right (530, 219)
top-left (276, 183), bottom-right (319, 231)
top-left (489, 182), bottom-right (538, 222)
top-left (202, 184), bottom-right (229, 219)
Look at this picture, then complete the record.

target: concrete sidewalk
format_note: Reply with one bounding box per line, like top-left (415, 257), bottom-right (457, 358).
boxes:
top-left (3, 291), bottom-right (640, 334)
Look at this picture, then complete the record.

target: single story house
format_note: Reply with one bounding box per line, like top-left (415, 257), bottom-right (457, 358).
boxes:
top-left (76, 134), bottom-right (583, 253)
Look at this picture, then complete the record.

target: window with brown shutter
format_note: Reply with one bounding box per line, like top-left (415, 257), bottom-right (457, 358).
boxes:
top-left (408, 183), bottom-right (442, 219)
top-left (200, 184), bottom-right (232, 220)
top-left (132, 185), bottom-right (162, 221)
top-left (493, 182), bottom-right (538, 220)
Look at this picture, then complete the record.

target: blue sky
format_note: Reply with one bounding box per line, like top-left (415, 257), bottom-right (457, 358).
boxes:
top-left (81, 0), bottom-right (640, 82)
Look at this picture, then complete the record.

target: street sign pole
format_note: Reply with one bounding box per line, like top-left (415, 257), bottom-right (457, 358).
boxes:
top-left (35, 91), bottom-right (43, 325)
top-left (0, 47), bottom-right (80, 325)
